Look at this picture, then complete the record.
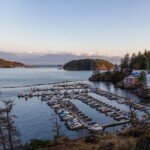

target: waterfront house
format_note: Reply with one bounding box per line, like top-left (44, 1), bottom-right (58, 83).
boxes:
top-left (145, 71), bottom-right (150, 88)
top-left (132, 70), bottom-right (147, 78)
top-left (131, 70), bottom-right (150, 88)
top-left (124, 76), bottom-right (136, 87)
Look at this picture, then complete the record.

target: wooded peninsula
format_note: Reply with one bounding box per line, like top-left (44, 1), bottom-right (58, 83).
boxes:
top-left (0, 58), bottom-right (26, 68)
top-left (63, 59), bottom-right (114, 70)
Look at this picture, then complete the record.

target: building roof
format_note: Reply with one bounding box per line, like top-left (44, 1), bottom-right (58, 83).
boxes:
top-left (132, 70), bottom-right (147, 73)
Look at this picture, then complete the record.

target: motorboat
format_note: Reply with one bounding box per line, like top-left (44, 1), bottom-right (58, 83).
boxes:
top-left (62, 114), bottom-right (73, 121)
top-left (69, 122), bottom-right (83, 130)
top-left (88, 123), bottom-right (103, 131)
top-left (51, 104), bottom-right (60, 109)
top-left (25, 96), bottom-right (28, 100)
top-left (66, 118), bottom-right (78, 126)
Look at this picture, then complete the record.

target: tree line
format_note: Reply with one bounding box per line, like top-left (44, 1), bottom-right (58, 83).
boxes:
top-left (63, 59), bottom-right (114, 70)
top-left (120, 50), bottom-right (150, 71)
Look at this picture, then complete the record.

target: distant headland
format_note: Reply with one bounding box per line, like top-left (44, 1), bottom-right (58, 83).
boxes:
top-left (0, 58), bottom-right (27, 68)
top-left (63, 59), bottom-right (114, 70)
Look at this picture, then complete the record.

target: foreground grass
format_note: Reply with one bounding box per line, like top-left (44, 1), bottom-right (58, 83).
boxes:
top-left (24, 124), bottom-right (150, 150)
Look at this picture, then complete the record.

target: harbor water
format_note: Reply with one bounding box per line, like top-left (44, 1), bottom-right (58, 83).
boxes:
top-left (0, 67), bottom-right (149, 143)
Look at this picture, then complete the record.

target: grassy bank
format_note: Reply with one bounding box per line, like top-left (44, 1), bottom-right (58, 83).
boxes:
top-left (23, 124), bottom-right (150, 150)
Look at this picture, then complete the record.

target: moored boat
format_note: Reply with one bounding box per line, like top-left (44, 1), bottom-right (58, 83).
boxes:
top-left (88, 123), bottom-right (103, 131)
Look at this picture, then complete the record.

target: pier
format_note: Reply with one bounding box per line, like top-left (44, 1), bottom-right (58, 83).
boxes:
top-left (60, 101), bottom-right (93, 130)
top-left (19, 81), bottom-right (150, 132)
top-left (103, 120), bottom-right (130, 129)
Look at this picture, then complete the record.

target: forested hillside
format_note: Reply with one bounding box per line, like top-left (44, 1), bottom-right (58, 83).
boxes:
top-left (63, 59), bottom-right (114, 70)
top-left (120, 50), bottom-right (150, 70)
top-left (0, 58), bottom-right (26, 68)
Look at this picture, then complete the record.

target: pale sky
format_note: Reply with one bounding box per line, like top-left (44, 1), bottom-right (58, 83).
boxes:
top-left (0, 0), bottom-right (150, 56)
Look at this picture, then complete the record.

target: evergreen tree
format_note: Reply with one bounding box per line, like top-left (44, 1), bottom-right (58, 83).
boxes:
top-left (121, 50), bottom-right (150, 71)
top-left (144, 50), bottom-right (150, 70)
top-left (120, 53), bottom-right (130, 70)
top-left (0, 100), bottom-right (22, 150)
top-left (129, 53), bottom-right (136, 70)
top-left (0, 109), bottom-right (7, 150)
top-left (139, 71), bottom-right (146, 82)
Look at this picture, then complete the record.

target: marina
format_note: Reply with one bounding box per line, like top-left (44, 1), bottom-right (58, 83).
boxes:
top-left (18, 81), bottom-right (150, 134)
top-left (0, 67), bottom-right (149, 143)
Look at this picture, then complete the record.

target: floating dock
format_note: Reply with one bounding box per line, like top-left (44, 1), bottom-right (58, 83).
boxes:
top-left (19, 82), bottom-right (149, 132)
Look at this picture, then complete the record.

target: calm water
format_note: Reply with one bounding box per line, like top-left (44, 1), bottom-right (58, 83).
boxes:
top-left (0, 67), bottom-right (149, 143)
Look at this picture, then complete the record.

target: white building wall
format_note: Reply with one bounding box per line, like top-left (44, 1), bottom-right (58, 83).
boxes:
top-left (146, 74), bottom-right (150, 88)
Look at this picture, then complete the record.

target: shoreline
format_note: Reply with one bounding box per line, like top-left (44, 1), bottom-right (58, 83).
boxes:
top-left (89, 73), bottom-right (150, 99)
top-left (0, 80), bottom-right (88, 89)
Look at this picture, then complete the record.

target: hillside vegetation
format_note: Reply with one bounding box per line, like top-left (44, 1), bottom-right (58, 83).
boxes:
top-left (23, 124), bottom-right (150, 150)
top-left (89, 50), bottom-right (150, 83)
top-left (0, 58), bottom-right (26, 68)
top-left (120, 50), bottom-right (150, 70)
top-left (63, 59), bottom-right (114, 70)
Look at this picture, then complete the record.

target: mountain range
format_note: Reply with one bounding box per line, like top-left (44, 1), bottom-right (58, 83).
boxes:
top-left (0, 51), bottom-right (121, 65)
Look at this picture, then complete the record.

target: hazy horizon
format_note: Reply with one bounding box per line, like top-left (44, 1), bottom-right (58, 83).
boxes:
top-left (0, 50), bottom-right (122, 65)
top-left (0, 0), bottom-right (150, 56)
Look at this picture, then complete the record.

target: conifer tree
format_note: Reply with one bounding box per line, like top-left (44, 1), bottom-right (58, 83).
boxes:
top-left (0, 100), bottom-right (22, 150)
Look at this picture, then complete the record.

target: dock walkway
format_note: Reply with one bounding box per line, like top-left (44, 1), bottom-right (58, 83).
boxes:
top-left (103, 120), bottom-right (130, 129)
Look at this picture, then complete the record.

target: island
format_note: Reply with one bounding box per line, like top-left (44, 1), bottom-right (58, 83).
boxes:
top-left (0, 58), bottom-right (27, 68)
top-left (63, 59), bottom-right (114, 70)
